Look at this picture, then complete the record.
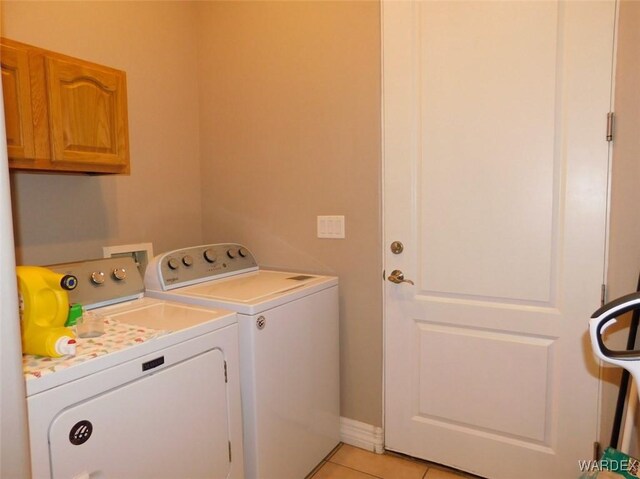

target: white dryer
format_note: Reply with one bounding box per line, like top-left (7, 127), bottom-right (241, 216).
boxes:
top-left (25, 257), bottom-right (244, 479)
top-left (145, 243), bottom-right (340, 479)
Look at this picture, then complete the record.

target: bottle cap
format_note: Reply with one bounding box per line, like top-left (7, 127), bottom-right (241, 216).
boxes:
top-left (55, 337), bottom-right (77, 357)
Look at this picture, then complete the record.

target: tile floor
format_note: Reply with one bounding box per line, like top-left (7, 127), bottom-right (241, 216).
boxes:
top-left (308, 444), bottom-right (477, 479)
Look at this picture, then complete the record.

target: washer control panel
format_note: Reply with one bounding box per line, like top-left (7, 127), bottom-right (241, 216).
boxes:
top-left (147, 243), bottom-right (258, 290)
top-left (48, 257), bottom-right (144, 308)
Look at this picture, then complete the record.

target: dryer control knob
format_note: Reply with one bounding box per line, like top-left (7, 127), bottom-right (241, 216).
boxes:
top-left (182, 255), bottom-right (194, 267)
top-left (90, 271), bottom-right (105, 285)
top-left (60, 274), bottom-right (78, 291)
top-left (227, 249), bottom-right (237, 259)
top-left (238, 247), bottom-right (248, 258)
top-left (203, 249), bottom-right (216, 263)
top-left (167, 258), bottom-right (180, 270)
top-left (113, 268), bottom-right (127, 281)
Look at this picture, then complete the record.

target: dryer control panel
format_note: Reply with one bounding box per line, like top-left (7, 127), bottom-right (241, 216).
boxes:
top-left (49, 257), bottom-right (144, 309)
top-left (145, 243), bottom-right (258, 291)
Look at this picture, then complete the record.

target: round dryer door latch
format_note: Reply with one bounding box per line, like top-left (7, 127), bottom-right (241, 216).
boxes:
top-left (256, 316), bottom-right (266, 330)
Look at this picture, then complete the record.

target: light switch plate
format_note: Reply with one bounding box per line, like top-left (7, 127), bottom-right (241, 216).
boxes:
top-left (317, 216), bottom-right (345, 239)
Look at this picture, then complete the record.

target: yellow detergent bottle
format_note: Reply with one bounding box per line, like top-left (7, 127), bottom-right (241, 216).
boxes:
top-left (16, 266), bottom-right (79, 357)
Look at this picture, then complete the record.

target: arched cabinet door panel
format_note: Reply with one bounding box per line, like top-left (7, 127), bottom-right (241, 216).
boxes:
top-left (46, 56), bottom-right (129, 172)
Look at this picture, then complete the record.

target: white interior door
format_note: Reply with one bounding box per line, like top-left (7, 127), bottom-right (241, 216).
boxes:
top-left (383, 1), bottom-right (615, 478)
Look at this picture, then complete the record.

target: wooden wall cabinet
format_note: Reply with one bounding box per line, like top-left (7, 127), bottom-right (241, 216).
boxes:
top-left (1, 38), bottom-right (130, 174)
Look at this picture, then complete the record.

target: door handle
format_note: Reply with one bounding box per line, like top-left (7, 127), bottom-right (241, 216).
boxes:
top-left (388, 270), bottom-right (414, 285)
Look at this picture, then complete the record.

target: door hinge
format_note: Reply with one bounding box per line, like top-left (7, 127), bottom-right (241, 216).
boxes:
top-left (382, 269), bottom-right (386, 280)
top-left (224, 361), bottom-right (228, 383)
top-left (607, 112), bottom-right (615, 142)
top-left (229, 441), bottom-right (232, 462)
top-left (594, 441), bottom-right (601, 461)
top-left (601, 284), bottom-right (607, 307)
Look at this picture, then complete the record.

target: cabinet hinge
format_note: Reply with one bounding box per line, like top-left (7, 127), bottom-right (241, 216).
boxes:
top-left (601, 284), bottom-right (607, 307)
top-left (607, 112), bottom-right (615, 142)
top-left (229, 441), bottom-right (232, 462)
top-left (224, 361), bottom-right (228, 383)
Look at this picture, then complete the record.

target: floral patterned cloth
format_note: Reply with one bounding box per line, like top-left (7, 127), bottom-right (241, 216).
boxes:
top-left (23, 317), bottom-right (167, 381)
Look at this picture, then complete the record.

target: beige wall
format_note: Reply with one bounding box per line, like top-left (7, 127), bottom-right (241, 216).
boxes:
top-left (2, 1), bottom-right (383, 427)
top-left (196, 1), bottom-right (382, 426)
top-left (600, 0), bottom-right (640, 452)
top-left (2, 1), bottom-right (204, 265)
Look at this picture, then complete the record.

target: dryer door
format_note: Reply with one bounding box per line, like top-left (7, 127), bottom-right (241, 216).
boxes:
top-left (49, 348), bottom-right (230, 479)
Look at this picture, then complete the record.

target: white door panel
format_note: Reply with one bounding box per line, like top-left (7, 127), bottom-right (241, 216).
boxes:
top-left (417, 324), bottom-right (553, 442)
top-left (384, 1), bottom-right (614, 477)
top-left (419, 1), bottom-right (558, 303)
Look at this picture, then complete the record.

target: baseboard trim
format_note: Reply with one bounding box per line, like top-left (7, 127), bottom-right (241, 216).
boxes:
top-left (340, 417), bottom-right (384, 454)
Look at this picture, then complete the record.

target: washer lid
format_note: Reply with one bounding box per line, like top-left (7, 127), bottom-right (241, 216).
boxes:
top-left (180, 271), bottom-right (327, 304)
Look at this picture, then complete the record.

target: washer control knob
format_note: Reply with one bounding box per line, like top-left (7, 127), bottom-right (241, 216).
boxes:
top-left (182, 255), bottom-right (194, 267)
top-left (238, 247), bottom-right (248, 258)
top-left (167, 258), bottom-right (180, 270)
top-left (113, 268), bottom-right (127, 281)
top-left (227, 249), bottom-right (237, 259)
top-left (90, 271), bottom-right (105, 285)
top-left (203, 249), bottom-right (216, 263)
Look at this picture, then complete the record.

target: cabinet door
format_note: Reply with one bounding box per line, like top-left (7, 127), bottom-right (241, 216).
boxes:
top-left (46, 56), bottom-right (129, 173)
top-left (1, 43), bottom-right (36, 161)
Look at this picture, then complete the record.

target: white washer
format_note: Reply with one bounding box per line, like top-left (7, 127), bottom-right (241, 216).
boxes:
top-left (145, 243), bottom-right (340, 479)
top-left (26, 257), bottom-right (244, 479)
